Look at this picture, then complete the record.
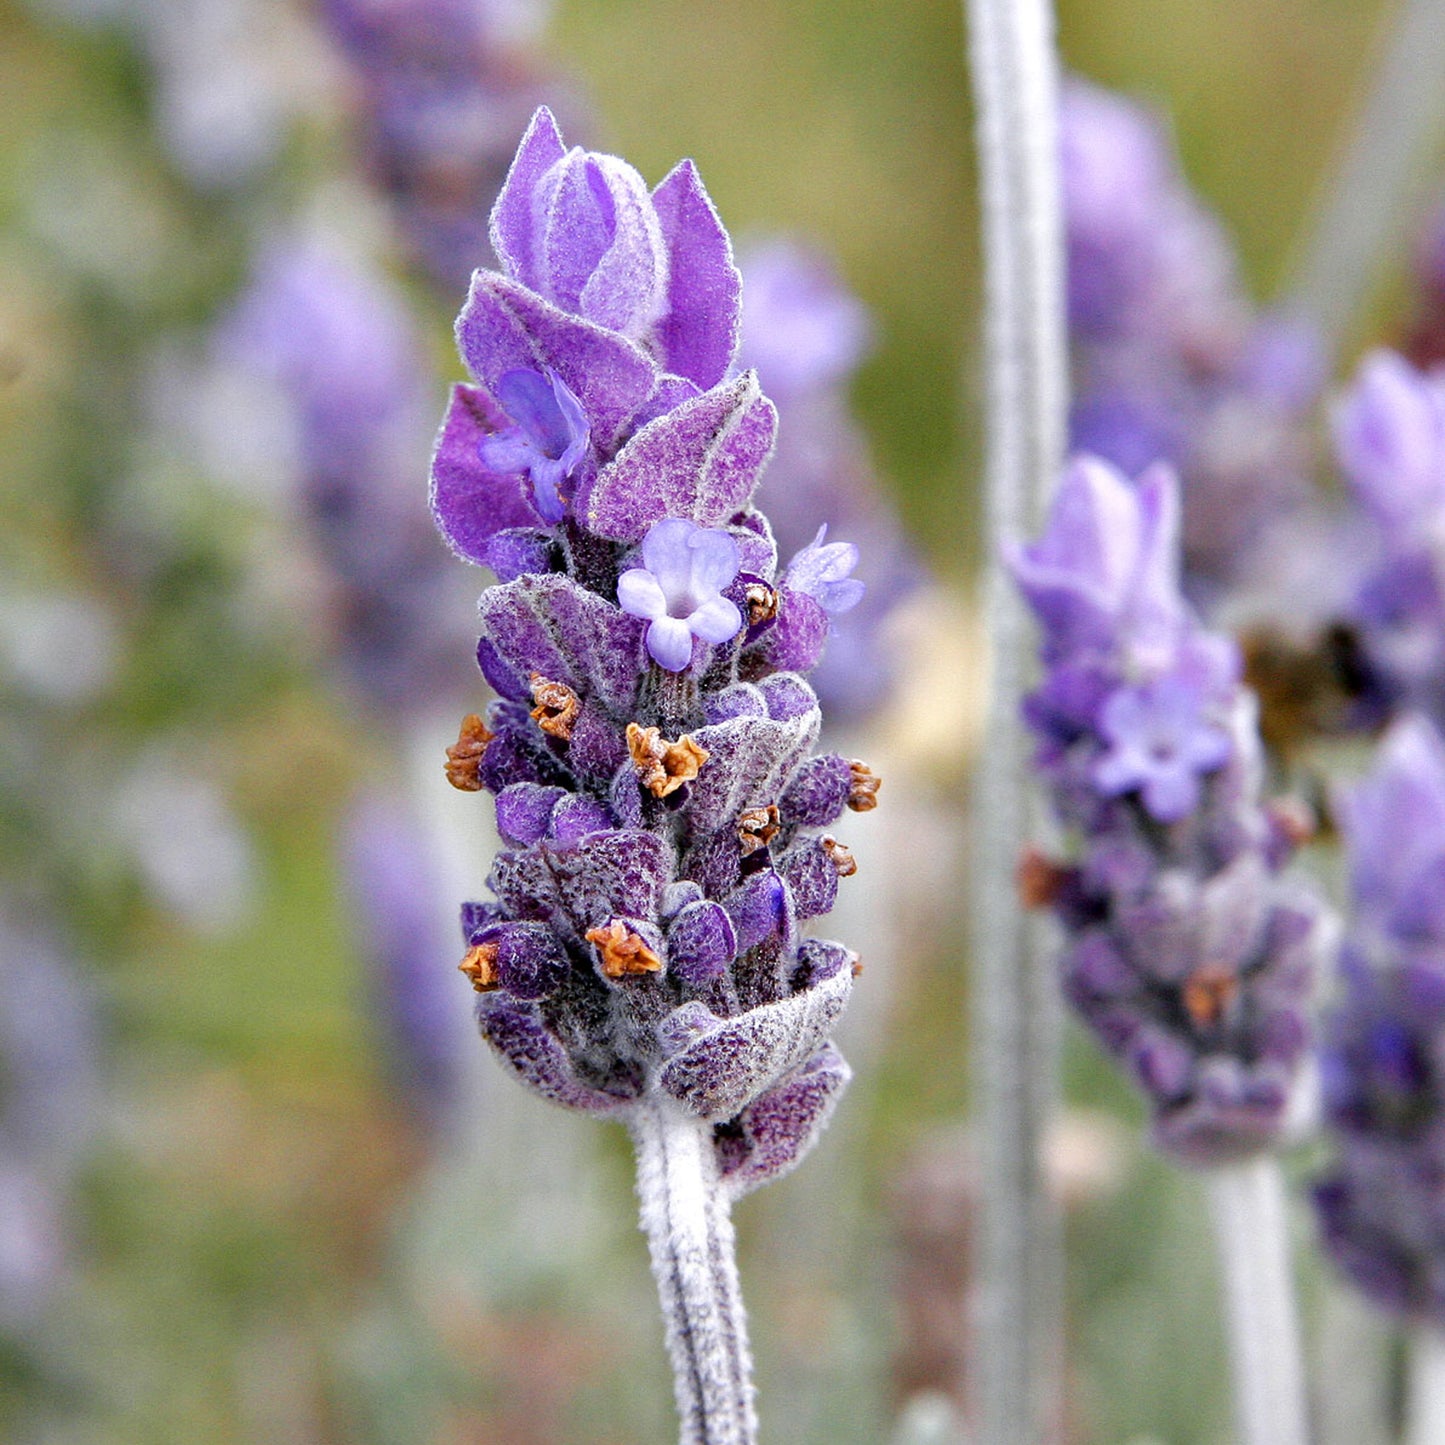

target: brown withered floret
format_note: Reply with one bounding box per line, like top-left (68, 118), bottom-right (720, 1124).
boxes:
top-left (626, 722), bottom-right (710, 798)
top-left (847, 759), bottom-right (882, 812)
top-left (745, 582), bottom-right (780, 627)
top-left (738, 804), bottom-right (781, 857)
top-left (585, 919), bottom-right (663, 978)
top-left (1265, 796), bottom-right (1317, 851)
top-left (1016, 846), bottom-right (1069, 909)
top-left (1182, 963), bottom-right (1239, 1029)
top-left (821, 836), bottom-right (858, 877)
top-left (530, 674), bottom-right (580, 740)
top-left (458, 941), bottom-right (501, 992)
top-left (445, 713), bottom-right (495, 791)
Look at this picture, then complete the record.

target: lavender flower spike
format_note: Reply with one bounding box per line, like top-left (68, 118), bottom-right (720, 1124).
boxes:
top-left (1011, 455), bottom-right (1323, 1165)
top-left (1314, 715), bottom-right (1445, 1327)
top-left (431, 111), bottom-right (870, 1444)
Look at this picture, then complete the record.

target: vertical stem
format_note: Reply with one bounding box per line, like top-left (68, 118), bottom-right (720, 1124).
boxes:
top-left (1206, 1158), bottom-right (1310, 1445)
top-left (1409, 1326), bottom-right (1445, 1445)
top-left (962, 0), bottom-right (1068, 1441)
top-left (631, 1094), bottom-right (757, 1445)
top-left (1283, 0), bottom-right (1445, 355)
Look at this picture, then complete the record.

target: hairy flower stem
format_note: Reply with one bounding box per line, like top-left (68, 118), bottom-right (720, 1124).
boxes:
top-left (963, 0), bottom-right (1068, 1439)
top-left (1410, 1327), bottom-right (1445, 1445)
top-left (1285, 0), bottom-right (1445, 356)
top-left (631, 1095), bottom-right (757, 1445)
top-left (1206, 1159), bottom-right (1310, 1445)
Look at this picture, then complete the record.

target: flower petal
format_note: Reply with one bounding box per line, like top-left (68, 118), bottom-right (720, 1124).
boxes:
top-left (687, 595), bottom-right (742, 645)
top-left (616, 567), bottom-right (667, 620)
top-left (646, 616), bottom-right (694, 671)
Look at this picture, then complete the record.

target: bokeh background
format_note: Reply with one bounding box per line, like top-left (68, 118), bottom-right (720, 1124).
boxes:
top-left (0, 0), bottom-right (1426, 1440)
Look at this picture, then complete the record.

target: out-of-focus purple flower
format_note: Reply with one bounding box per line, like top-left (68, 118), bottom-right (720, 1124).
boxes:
top-left (1012, 458), bottom-right (1323, 1165)
top-left (320, 0), bottom-right (562, 292)
top-left (343, 790), bottom-right (467, 1129)
top-left (1092, 674), bottom-right (1232, 823)
top-left (218, 235), bottom-right (480, 715)
top-left (1061, 75), bottom-right (1321, 598)
top-left (736, 239), bottom-right (919, 719)
top-left (1333, 350), bottom-right (1445, 531)
top-left (1333, 350), bottom-right (1445, 722)
top-left (427, 110), bottom-right (867, 1192)
top-left (617, 518), bottom-right (742, 671)
top-left (1007, 455), bottom-right (1184, 673)
top-left (785, 527), bottom-right (864, 616)
top-left (739, 240), bottom-right (871, 395)
top-left (1313, 716), bottom-right (1445, 1325)
top-left (478, 367), bottom-right (590, 522)
top-left (0, 903), bottom-right (100, 1327)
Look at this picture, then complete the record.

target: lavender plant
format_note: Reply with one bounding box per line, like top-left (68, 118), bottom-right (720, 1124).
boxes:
top-left (429, 108), bottom-right (873, 1441)
top-left (321, 0), bottom-right (566, 293)
top-left (1061, 77), bottom-right (1322, 602)
top-left (1010, 454), bottom-right (1322, 1165)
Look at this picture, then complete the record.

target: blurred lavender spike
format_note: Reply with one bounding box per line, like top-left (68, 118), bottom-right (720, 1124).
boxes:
top-left (0, 900), bottom-right (100, 1332)
top-left (320, 0), bottom-right (572, 293)
top-left (1012, 457), bottom-right (1321, 1444)
top-left (1060, 76), bottom-right (1324, 601)
top-left (738, 240), bottom-right (922, 721)
top-left (1331, 348), bottom-right (1445, 727)
top-left (1314, 716), bottom-right (1445, 1324)
top-left (342, 789), bottom-right (470, 1132)
top-left (430, 108), bottom-right (875, 1440)
top-left (962, 0), bottom-right (1068, 1440)
top-left (1284, 0), bottom-right (1445, 360)
top-left (216, 235), bottom-right (480, 717)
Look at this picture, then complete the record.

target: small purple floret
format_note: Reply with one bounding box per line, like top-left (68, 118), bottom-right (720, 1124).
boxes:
top-left (478, 367), bottom-right (591, 522)
top-left (785, 526), bottom-right (864, 615)
top-left (1093, 674), bottom-right (1232, 822)
top-left (617, 518), bottom-right (743, 671)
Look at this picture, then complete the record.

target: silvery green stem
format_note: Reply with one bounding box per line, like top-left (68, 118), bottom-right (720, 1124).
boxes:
top-left (1317, 1282), bottom-right (1391, 1445)
top-left (1206, 1158), bottom-right (1310, 1445)
top-left (1284, 0), bottom-right (1445, 354)
top-left (631, 1094), bottom-right (757, 1445)
top-left (1409, 1326), bottom-right (1445, 1445)
top-left (962, 0), bottom-right (1068, 1440)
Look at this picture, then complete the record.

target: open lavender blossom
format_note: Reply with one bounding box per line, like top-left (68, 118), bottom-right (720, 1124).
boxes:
top-left (1061, 76), bottom-right (1322, 600)
top-left (430, 107), bottom-right (871, 1200)
top-left (1332, 349), bottom-right (1445, 722)
top-left (1313, 716), bottom-right (1445, 1324)
top-left (1011, 456), bottom-right (1323, 1165)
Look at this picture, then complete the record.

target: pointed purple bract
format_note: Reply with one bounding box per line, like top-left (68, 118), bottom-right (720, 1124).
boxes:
top-left (651, 159), bottom-right (743, 388)
top-left (578, 371), bottom-right (777, 542)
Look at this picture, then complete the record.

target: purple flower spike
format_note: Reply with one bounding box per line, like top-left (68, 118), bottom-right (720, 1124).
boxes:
top-left (785, 526), bottom-right (864, 615)
top-left (430, 116), bottom-right (870, 1275)
top-left (477, 367), bottom-right (591, 522)
top-left (1093, 674), bottom-right (1232, 822)
top-left (618, 518), bottom-right (743, 671)
top-left (1013, 453), bottom-right (1325, 1164)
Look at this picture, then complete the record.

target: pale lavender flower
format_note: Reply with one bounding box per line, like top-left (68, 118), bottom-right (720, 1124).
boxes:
top-left (477, 367), bottom-right (591, 522)
top-left (785, 527), bottom-right (865, 617)
top-left (616, 518), bottom-right (743, 671)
